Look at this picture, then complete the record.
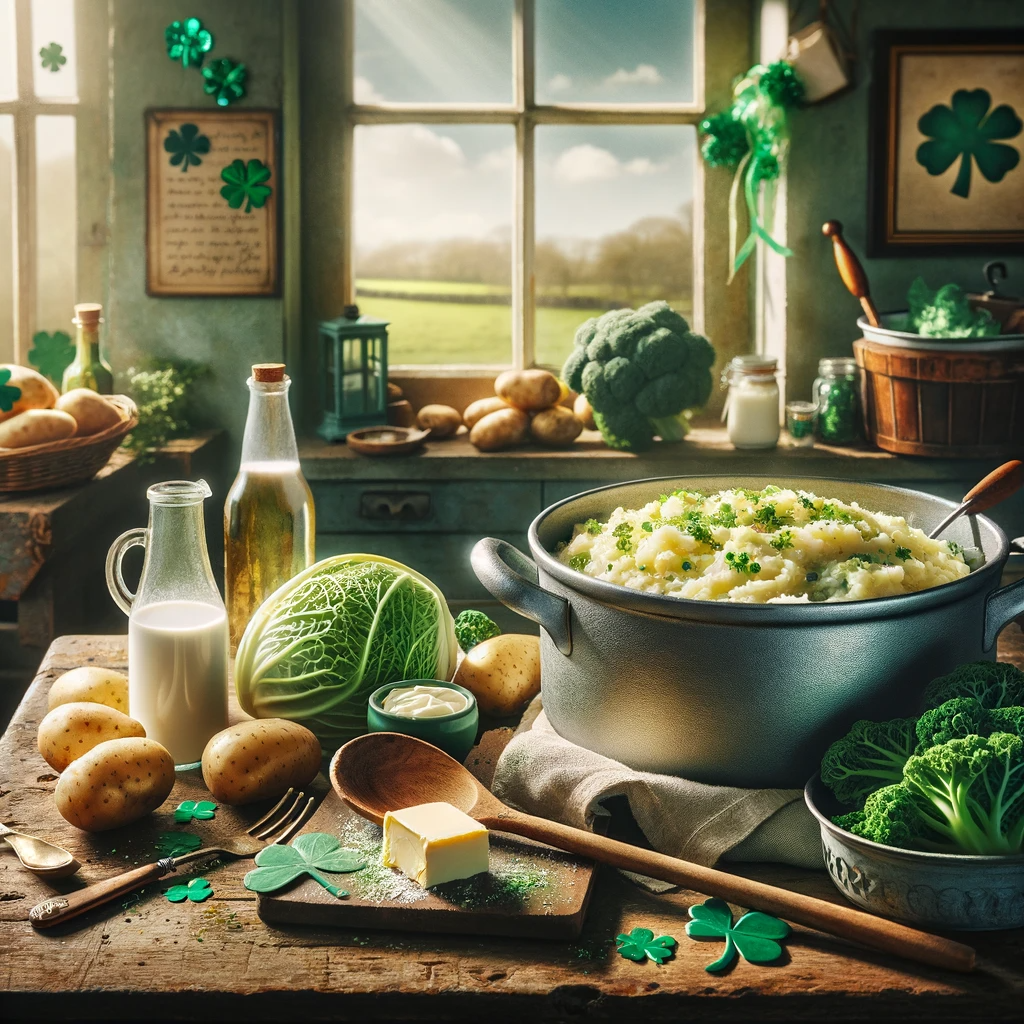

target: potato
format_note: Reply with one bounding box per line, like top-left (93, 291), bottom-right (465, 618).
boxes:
top-left (202, 719), bottom-right (321, 805)
top-left (0, 408), bottom-right (76, 449)
top-left (494, 369), bottom-right (561, 411)
top-left (574, 393), bottom-right (596, 430)
top-left (54, 737), bottom-right (174, 832)
top-left (453, 634), bottom-right (541, 717)
top-left (531, 405), bottom-right (583, 447)
top-left (48, 666), bottom-right (130, 714)
top-left (56, 389), bottom-right (122, 436)
top-left (463, 396), bottom-right (509, 429)
top-left (416, 403), bottom-right (462, 439)
top-left (469, 407), bottom-right (530, 452)
top-left (0, 364), bottom-right (59, 423)
top-left (38, 702), bottom-right (145, 773)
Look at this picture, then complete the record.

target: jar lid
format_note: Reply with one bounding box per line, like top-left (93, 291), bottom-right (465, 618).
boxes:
top-left (730, 354), bottom-right (778, 371)
top-left (818, 356), bottom-right (857, 375)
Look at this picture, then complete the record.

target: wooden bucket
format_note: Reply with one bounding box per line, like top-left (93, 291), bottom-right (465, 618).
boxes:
top-left (854, 338), bottom-right (1024, 458)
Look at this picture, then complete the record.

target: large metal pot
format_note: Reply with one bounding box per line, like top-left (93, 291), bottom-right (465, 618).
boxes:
top-left (472, 476), bottom-right (1024, 788)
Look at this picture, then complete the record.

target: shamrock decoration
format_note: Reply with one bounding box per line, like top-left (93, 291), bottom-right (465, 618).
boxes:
top-left (243, 833), bottom-right (364, 899)
top-left (220, 159), bottom-right (272, 213)
top-left (0, 368), bottom-right (22, 414)
top-left (28, 331), bottom-right (74, 385)
top-left (165, 17), bottom-right (214, 69)
top-left (174, 800), bottom-right (217, 823)
top-left (685, 898), bottom-right (790, 973)
top-left (917, 88), bottom-right (1022, 199)
top-left (155, 831), bottom-right (203, 858)
top-left (202, 58), bottom-right (247, 107)
top-left (615, 927), bottom-right (677, 966)
top-left (164, 123), bottom-right (211, 172)
top-left (39, 42), bottom-right (66, 73)
top-left (165, 877), bottom-right (213, 903)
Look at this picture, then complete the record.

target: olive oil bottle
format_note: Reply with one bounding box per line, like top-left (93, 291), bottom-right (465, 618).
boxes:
top-left (225, 363), bottom-right (315, 649)
top-left (62, 303), bottom-right (114, 394)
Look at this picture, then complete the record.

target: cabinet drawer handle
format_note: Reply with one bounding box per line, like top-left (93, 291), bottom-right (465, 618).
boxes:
top-left (359, 491), bottom-right (431, 522)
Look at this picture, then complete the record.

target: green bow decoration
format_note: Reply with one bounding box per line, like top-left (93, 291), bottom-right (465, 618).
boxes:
top-left (699, 61), bottom-right (804, 282)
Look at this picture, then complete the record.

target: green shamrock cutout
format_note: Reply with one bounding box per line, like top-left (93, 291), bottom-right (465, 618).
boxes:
top-left (39, 42), bottom-right (66, 73)
top-left (202, 58), bottom-right (247, 107)
top-left (243, 833), bottom-right (364, 899)
top-left (615, 927), bottom-right (677, 966)
top-left (220, 159), bottom-right (272, 213)
top-left (28, 331), bottom-right (74, 385)
top-left (917, 88), bottom-right (1022, 198)
top-left (164, 123), bottom-right (211, 173)
top-left (174, 800), bottom-right (217, 823)
top-left (165, 17), bottom-right (214, 69)
top-left (165, 877), bottom-right (213, 903)
top-left (155, 831), bottom-right (202, 858)
top-left (685, 898), bottom-right (790, 972)
top-left (0, 368), bottom-right (22, 414)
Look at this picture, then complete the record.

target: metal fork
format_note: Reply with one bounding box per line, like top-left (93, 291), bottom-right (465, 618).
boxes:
top-left (28, 788), bottom-right (317, 930)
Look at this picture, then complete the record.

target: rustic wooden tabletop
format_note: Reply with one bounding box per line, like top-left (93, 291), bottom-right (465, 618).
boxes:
top-left (2, 632), bottom-right (1024, 1021)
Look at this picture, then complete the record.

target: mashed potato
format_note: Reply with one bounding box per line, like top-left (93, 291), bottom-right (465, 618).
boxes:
top-left (557, 485), bottom-right (970, 603)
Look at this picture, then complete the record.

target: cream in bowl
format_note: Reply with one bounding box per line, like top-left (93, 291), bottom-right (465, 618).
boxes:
top-left (381, 684), bottom-right (469, 719)
top-left (368, 680), bottom-right (479, 763)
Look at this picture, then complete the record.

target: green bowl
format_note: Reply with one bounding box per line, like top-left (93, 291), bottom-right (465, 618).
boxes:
top-left (367, 681), bottom-right (479, 763)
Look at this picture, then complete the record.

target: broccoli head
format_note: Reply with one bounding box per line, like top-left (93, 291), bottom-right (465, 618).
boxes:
top-left (820, 716), bottom-right (919, 808)
top-left (453, 609), bottom-right (501, 653)
top-left (562, 301), bottom-right (715, 452)
top-left (922, 660), bottom-right (1024, 711)
top-left (915, 696), bottom-right (1024, 751)
top-left (851, 784), bottom-right (946, 850)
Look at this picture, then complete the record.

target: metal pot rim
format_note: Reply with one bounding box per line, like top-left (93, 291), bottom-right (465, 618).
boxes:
top-left (527, 475), bottom-right (1008, 626)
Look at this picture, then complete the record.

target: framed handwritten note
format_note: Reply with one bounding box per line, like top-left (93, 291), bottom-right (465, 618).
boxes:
top-left (146, 109), bottom-right (279, 296)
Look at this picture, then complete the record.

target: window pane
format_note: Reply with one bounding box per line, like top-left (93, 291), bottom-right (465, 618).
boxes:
top-left (0, 0), bottom-right (15, 100)
top-left (536, 0), bottom-right (695, 104)
top-left (534, 125), bottom-right (696, 369)
top-left (354, 124), bottom-right (513, 366)
top-left (355, 0), bottom-right (512, 104)
top-left (35, 115), bottom-right (76, 332)
top-left (32, 0), bottom-right (77, 99)
top-left (0, 116), bottom-right (14, 362)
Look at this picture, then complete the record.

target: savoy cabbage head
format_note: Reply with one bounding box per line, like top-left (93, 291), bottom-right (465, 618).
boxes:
top-left (235, 554), bottom-right (458, 747)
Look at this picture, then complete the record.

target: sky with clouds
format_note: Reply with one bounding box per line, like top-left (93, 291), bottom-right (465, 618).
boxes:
top-left (352, 0), bottom-right (696, 250)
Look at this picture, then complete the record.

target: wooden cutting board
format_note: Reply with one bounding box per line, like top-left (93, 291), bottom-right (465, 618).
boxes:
top-left (257, 789), bottom-right (598, 939)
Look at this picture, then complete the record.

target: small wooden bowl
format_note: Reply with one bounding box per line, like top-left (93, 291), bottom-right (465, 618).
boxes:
top-left (346, 425), bottom-right (429, 457)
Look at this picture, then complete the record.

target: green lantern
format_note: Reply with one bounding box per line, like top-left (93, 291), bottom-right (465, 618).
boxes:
top-left (317, 305), bottom-right (390, 441)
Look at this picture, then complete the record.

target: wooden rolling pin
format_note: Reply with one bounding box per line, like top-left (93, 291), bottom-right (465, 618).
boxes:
top-left (823, 220), bottom-right (880, 328)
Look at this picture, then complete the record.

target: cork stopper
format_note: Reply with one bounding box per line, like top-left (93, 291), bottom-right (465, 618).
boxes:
top-left (73, 302), bottom-right (103, 326)
top-left (252, 363), bottom-right (286, 383)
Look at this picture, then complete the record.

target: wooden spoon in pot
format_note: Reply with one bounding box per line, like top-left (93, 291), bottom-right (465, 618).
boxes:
top-left (331, 733), bottom-right (975, 974)
top-left (928, 460), bottom-right (1024, 540)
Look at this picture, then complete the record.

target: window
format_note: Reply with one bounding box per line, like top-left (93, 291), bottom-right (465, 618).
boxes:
top-left (0, 0), bottom-right (79, 366)
top-left (341, 0), bottom-right (713, 373)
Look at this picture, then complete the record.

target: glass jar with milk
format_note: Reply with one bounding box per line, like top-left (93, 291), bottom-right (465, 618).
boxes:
top-left (106, 480), bottom-right (228, 768)
top-left (723, 355), bottom-right (780, 450)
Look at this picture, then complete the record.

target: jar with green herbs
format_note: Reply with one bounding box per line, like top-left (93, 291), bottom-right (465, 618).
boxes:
top-left (813, 357), bottom-right (863, 446)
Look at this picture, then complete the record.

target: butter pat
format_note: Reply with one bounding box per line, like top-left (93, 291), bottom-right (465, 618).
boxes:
top-left (381, 801), bottom-right (489, 888)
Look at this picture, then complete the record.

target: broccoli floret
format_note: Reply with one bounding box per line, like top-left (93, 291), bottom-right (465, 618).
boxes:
top-left (831, 810), bottom-right (866, 833)
top-left (914, 696), bottom-right (1024, 750)
top-left (453, 610), bottom-right (501, 653)
top-left (922, 661), bottom-right (1024, 711)
top-left (563, 301), bottom-right (716, 453)
top-left (820, 717), bottom-right (919, 807)
top-left (851, 784), bottom-right (943, 850)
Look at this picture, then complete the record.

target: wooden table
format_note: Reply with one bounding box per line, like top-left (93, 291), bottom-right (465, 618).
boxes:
top-left (3, 633), bottom-right (1024, 1021)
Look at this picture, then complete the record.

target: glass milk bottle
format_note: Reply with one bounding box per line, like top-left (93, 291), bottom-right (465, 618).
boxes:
top-left (225, 363), bottom-right (315, 649)
top-left (106, 481), bottom-right (229, 768)
top-left (723, 355), bottom-right (780, 450)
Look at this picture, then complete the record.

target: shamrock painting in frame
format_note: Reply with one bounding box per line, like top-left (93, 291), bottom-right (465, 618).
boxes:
top-left (868, 29), bottom-right (1024, 255)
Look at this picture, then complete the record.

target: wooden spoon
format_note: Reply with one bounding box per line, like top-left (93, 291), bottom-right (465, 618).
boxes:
top-left (331, 733), bottom-right (974, 974)
top-left (822, 221), bottom-right (881, 328)
top-left (928, 460), bottom-right (1024, 539)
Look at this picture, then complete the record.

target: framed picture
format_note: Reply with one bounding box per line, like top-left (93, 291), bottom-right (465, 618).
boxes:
top-left (146, 108), bottom-right (280, 296)
top-left (868, 30), bottom-right (1024, 256)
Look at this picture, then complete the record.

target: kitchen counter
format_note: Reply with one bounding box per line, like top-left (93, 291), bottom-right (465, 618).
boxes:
top-left (2, 632), bottom-right (1024, 1020)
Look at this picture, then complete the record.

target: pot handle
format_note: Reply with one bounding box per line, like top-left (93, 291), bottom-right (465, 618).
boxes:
top-left (983, 537), bottom-right (1024, 651)
top-left (471, 538), bottom-right (572, 656)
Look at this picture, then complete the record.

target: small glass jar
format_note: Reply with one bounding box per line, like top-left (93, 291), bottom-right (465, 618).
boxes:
top-left (785, 401), bottom-right (816, 447)
top-left (723, 355), bottom-right (780, 450)
top-left (813, 357), bottom-right (863, 446)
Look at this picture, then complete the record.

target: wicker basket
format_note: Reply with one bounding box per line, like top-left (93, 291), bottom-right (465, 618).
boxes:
top-left (0, 395), bottom-right (139, 493)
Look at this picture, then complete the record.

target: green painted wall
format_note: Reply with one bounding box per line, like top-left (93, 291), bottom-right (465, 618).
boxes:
top-left (785, 0), bottom-right (1024, 403)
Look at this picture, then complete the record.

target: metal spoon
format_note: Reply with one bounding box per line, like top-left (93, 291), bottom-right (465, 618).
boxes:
top-left (0, 823), bottom-right (80, 878)
top-left (928, 460), bottom-right (1024, 540)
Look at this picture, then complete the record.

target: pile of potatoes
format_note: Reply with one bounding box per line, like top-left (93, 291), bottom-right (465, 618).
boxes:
top-left (0, 365), bottom-right (122, 450)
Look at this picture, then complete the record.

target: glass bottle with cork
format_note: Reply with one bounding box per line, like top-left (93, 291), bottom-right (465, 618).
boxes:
top-left (62, 302), bottom-right (114, 394)
top-left (225, 363), bottom-right (315, 649)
